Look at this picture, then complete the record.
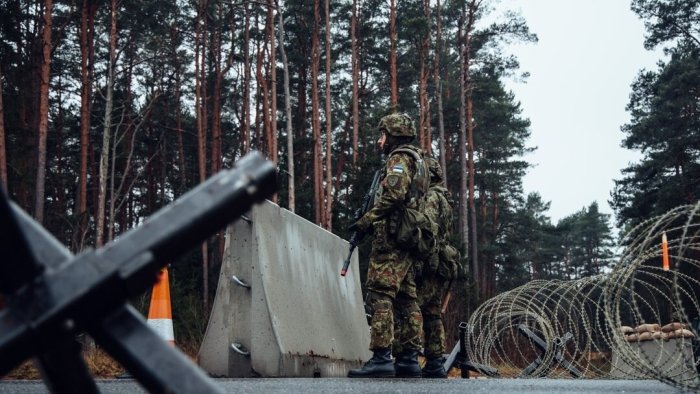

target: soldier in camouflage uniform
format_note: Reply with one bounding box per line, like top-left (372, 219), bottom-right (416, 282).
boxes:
top-left (418, 157), bottom-right (455, 378)
top-left (392, 156), bottom-right (455, 378)
top-left (347, 113), bottom-right (428, 378)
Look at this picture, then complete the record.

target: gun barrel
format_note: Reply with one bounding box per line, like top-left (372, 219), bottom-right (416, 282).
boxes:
top-left (340, 247), bottom-right (353, 276)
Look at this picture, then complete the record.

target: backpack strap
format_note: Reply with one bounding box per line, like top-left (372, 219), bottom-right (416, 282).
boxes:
top-left (389, 147), bottom-right (429, 202)
top-left (390, 147), bottom-right (420, 160)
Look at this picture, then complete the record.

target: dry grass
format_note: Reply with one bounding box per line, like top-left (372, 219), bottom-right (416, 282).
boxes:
top-left (3, 360), bottom-right (42, 380)
top-left (2, 348), bottom-right (124, 380)
top-left (2, 342), bottom-right (200, 380)
top-left (82, 347), bottom-right (126, 378)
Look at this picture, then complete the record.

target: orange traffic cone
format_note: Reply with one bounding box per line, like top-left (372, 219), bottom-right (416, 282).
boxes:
top-left (147, 267), bottom-right (175, 345)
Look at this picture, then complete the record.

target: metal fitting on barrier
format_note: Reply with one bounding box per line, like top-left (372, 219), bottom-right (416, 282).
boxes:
top-left (231, 275), bottom-right (251, 289)
top-left (231, 342), bottom-right (250, 357)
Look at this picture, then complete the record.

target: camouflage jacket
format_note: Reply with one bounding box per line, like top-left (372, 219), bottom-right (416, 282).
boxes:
top-left (424, 184), bottom-right (452, 243)
top-left (356, 144), bottom-right (424, 229)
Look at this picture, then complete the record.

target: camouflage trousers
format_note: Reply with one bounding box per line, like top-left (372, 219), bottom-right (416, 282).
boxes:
top-left (394, 272), bottom-right (449, 359)
top-left (418, 273), bottom-right (450, 359)
top-left (365, 220), bottom-right (423, 352)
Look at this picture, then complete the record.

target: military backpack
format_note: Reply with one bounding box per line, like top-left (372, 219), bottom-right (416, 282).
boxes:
top-left (388, 147), bottom-right (437, 260)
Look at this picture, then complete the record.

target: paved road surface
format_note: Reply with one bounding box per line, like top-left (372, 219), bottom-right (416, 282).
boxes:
top-left (0, 378), bottom-right (681, 393)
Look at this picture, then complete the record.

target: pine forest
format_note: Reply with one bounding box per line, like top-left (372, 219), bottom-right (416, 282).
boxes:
top-left (0, 0), bottom-right (698, 348)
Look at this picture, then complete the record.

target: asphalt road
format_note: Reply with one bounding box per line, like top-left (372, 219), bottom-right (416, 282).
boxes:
top-left (0, 378), bottom-right (682, 393)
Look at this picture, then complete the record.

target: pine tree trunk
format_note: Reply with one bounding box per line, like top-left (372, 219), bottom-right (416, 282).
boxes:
top-left (53, 77), bottom-right (65, 218)
top-left (210, 10), bottom-right (223, 176)
top-left (311, 0), bottom-right (322, 225)
top-left (195, 0), bottom-right (210, 312)
top-left (77, 0), bottom-right (96, 250)
top-left (467, 94), bottom-right (479, 297)
top-left (268, 0), bottom-right (277, 165)
top-left (202, 3), bottom-right (211, 309)
top-left (34, 0), bottom-right (53, 224)
top-left (255, 44), bottom-right (263, 150)
top-left (195, 0), bottom-right (208, 185)
top-left (256, 9), bottom-right (270, 155)
top-left (108, 92), bottom-right (158, 245)
top-left (491, 196), bottom-right (499, 296)
top-left (465, 1), bottom-right (479, 302)
top-left (418, 43), bottom-right (426, 151)
top-left (434, 0), bottom-right (447, 184)
top-left (257, 15), bottom-right (266, 148)
top-left (96, 0), bottom-right (117, 247)
top-left (294, 19), bottom-right (309, 190)
top-left (389, 0), bottom-right (398, 109)
top-left (242, 2), bottom-right (251, 154)
top-left (216, 5), bottom-right (236, 260)
top-left (16, 43), bottom-right (37, 212)
top-left (351, 0), bottom-right (359, 166)
top-left (277, 0), bottom-right (295, 212)
top-left (418, 0), bottom-right (431, 153)
top-left (170, 24), bottom-right (186, 192)
top-left (258, 51), bottom-right (270, 156)
top-left (210, 2), bottom-right (236, 173)
top-left (267, 1), bottom-right (279, 204)
top-left (107, 56), bottom-right (135, 243)
top-left (458, 10), bottom-right (469, 267)
top-left (324, 0), bottom-right (333, 230)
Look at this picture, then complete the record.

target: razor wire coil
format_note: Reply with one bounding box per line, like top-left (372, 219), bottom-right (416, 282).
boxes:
top-left (464, 201), bottom-right (700, 390)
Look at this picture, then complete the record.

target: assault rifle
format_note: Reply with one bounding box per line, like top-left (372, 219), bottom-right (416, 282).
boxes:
top-left (340, 169), bottom-right (382, 276)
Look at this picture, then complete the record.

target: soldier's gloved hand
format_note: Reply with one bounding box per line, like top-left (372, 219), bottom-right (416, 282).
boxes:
top-left (351, 215), bottom-right (372, 232)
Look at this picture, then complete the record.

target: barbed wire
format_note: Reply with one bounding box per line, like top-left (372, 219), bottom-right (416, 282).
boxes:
top-left (464, 201), bottom-right (700, 390)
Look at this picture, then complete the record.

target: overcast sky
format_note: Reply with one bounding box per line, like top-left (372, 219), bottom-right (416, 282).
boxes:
top-left (493, 0), bottom-right (665, 226)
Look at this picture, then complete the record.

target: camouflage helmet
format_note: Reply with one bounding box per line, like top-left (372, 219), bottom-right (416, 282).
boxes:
top-left (426, 156), bottom-right (443, 182)
top-left (378, 113), bottom-right (416, 138)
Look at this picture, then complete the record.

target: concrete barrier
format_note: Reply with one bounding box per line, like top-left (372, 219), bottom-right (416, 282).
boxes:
top-left (610, 338), bottom-right (697, 385)
top-left (197, 200), bottom-right (371, 377)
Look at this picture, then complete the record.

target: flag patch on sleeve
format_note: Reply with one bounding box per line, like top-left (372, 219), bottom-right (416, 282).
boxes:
top-left (390, 165), bottom-right (404, 174)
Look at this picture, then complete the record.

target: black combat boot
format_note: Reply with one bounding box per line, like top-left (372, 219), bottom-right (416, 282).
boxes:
top-left (394, 350), bottom-right (422, 378)
top-left (422, 357), bottom-right (447, 378)
top-left (347, 348), bottom-right (395, 378)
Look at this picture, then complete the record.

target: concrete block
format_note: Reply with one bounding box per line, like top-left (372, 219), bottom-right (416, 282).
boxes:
top-left (198, 201), bottom-right (371, 377)
top-left (610, 338), bottom-right (698, 385)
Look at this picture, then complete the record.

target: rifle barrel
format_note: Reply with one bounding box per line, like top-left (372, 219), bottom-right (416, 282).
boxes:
top-left (340, 248), bottom-right (353, 276)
